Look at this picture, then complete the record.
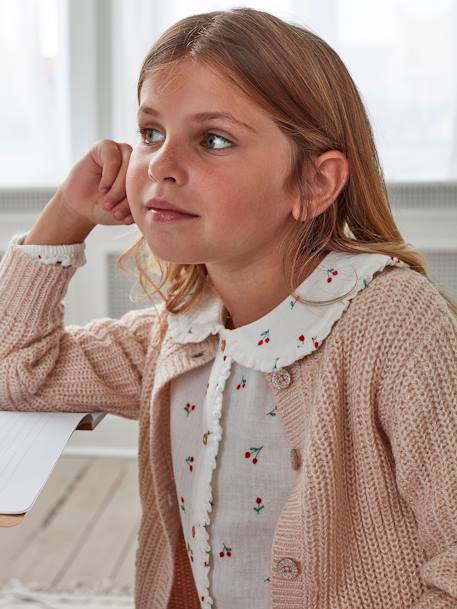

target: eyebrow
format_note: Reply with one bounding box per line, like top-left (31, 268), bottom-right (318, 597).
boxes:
top-left (137, 105), bottom-right (258, 134)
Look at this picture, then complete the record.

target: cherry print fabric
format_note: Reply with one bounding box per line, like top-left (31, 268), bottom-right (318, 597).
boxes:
top-left (170, 350), bottom-right (298, 608)
top-left (166, 250), bottom-right (409, 608)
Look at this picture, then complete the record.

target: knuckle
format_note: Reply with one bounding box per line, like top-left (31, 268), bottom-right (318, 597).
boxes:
top-left (98, 137), bottom-right (116, 149)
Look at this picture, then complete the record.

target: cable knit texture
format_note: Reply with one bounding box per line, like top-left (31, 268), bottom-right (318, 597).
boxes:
top-left (0, 234), bottom-right (456, 609)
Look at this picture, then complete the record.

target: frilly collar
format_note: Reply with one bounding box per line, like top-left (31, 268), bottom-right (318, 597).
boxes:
top-left (167, 251), bottom-right (408, 373)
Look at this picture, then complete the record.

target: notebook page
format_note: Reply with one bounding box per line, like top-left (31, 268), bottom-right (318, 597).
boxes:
top-left (0, 411), bottom-right (89, 514)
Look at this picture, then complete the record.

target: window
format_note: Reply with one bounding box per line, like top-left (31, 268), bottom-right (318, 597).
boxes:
top-left (1, 0), bottom-right (456, 185)
top-left (0, 0), bottom-right (68, 186)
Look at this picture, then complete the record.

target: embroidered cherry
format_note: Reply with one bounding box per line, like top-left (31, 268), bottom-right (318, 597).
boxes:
top-left (185, 456), bottom-right (194, 471)
top-left (244, 446), bottom-right (263, 464)
top-left (312, 336), bottom-right (319, 348)
top-left (184, 402), bottom-right (196, 416)
top-left (180, 496), bottom-right (186, 512)
top-left (257, 329), bottom-right (270, 346)
top-left (326, 267), bottom-right (339, 283)
top-left (219, 542), bottom-right (232, 557)
top-left (254, 497), bottom-right (265, 514)
top-left (236, 376), bottom-right (247, 390)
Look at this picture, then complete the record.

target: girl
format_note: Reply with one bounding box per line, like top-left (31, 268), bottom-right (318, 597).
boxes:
top-left (1, 7), bottom-right (456, 609)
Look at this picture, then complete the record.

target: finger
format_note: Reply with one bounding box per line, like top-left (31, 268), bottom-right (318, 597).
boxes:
top-left (95, 140), bottom-right (123, 192)
top-left (101, 143), bottom-right (132, 202)
top-left (123, 214), bottom-right (135, 224)
top-left (110, 196), bottom-right (131, 217)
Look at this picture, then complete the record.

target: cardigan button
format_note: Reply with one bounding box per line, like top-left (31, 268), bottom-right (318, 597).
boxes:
top-left (290, 448), bottom-right (301, 470)
top-left (192, 525), bottom-right (196, 538)
top-left (271, 368), bottom-right (291, 390)
top-left (203, 432), bottom-right (208, 445)
top-left (220, 339), bottom-right (226, 351)
top-left (276, 557), bottom-right (300, 579)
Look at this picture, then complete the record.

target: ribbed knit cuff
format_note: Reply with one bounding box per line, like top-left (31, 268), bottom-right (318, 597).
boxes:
top-left (0, 233), bottom-right (81, 327)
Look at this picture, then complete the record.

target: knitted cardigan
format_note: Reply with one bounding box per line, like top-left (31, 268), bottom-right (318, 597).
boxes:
top-left (0, 238), bottom-right (456, 609)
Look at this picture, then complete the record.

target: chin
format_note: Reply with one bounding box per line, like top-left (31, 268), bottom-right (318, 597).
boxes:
top-left (142, 242), bottom-right (203, 266)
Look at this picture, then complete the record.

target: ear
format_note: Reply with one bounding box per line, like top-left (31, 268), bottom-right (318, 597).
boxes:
top-left (291, 150), bottom-right (349, 221)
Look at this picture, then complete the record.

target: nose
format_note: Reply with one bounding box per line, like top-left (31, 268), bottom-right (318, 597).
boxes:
top-left (148, 164), bottom-right (177, 183)
top-left (147, 148), bottom-right (183, 184)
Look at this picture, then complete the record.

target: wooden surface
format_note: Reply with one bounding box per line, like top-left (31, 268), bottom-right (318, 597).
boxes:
top-left (0, 455), bottom-right (140, 596)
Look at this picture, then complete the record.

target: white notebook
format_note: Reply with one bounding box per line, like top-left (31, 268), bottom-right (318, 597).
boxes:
top-left (0, 411), bottom-right (106, 515)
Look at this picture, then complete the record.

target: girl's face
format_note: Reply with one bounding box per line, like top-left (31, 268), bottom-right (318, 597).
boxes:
top-left (126, 58), bottom-right (299, 273)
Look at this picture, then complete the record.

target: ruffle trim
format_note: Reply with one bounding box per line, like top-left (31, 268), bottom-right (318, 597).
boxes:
top-left (192, 348), bottom-right (232, 608)
top-left (10, 232), bottom-right (87, 268)
top-left (167, 288), bottom-right (225, 343)
top-left (220, 254), bottom-right (408, 372)
top-left (167, 252), bottom-right (409, 372)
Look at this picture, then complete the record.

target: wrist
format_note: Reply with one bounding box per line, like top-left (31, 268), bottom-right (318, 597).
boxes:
top-left (23, 191), bottom-right (96, 246)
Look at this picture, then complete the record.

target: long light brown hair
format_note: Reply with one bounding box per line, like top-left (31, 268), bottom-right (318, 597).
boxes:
top-left (117, 7), bottom-right (457, 318)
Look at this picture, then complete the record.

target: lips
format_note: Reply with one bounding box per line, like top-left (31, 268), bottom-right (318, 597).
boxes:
top-left (145, 198), bottom-right (198, 216)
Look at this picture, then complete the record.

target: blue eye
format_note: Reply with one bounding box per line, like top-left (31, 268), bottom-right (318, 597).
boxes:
top-left (137, 127), bottom-right (233, 151)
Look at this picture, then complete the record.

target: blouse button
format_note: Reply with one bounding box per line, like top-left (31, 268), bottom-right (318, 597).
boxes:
top-left (290, 448), bottom-right (301, 470)
top-left (202, 432), bottom-right (208, 445)
top-left (276, 557), bottom-right (300, 579)
top-left (271, 368), bottom-right (291, 390)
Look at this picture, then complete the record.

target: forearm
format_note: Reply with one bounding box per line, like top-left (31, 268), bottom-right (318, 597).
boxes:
top-left (23, 191), bottom-right (96, 245)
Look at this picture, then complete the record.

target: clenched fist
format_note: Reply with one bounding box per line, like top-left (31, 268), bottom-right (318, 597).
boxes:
top-left (59, 139), bottom-right (135, 226)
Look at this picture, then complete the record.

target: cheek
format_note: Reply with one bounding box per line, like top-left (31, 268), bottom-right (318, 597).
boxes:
top-left (214, 180), bottom-right (268, 225)
top-left (125, 155), bottom-right (145, 204)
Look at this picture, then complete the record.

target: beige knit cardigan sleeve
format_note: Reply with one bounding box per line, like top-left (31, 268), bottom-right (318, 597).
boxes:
top-left (375, 272), bottom-right (457, 608)
top-left (0, 238), bottom-right (163, 420)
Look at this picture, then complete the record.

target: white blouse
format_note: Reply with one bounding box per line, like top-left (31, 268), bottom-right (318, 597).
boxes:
top-left (11, 232), bottom-right (409, 609)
